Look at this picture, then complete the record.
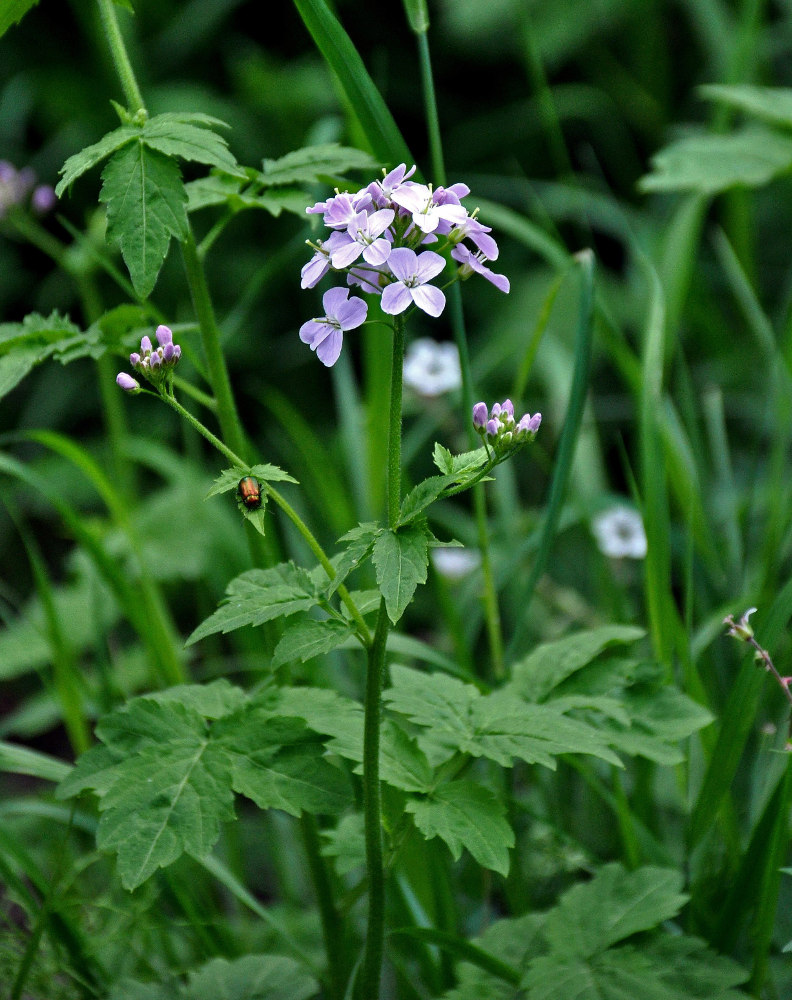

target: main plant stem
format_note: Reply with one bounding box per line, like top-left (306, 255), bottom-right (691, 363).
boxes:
top-left (361, 316), bottom-right (405, 998)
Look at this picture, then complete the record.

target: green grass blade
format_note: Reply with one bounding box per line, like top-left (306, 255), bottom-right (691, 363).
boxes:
top-left (291, 0), bottom-right (413, 167)
top-left (638, 260), bottom-right (674, 666)
top-left (689, 580), bottom-right (792, 849)
top-left (506, 250), bottom-right (595, 659)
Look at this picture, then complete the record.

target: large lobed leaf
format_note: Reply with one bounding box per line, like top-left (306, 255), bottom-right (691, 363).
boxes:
top-left (57, 683), bottom-right (351, 889)
top-left (442, 865), bottom-right (749, 1000)
top-left (384, 664), bottom-right (622, 770)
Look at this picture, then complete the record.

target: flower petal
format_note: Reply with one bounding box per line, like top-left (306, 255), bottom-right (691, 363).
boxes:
top-left (381, 282), bottom-right (413, 315)
top-left (315, 328), bottom-right (343, 366)
top-left (411, 284), bottom-right (446, 317)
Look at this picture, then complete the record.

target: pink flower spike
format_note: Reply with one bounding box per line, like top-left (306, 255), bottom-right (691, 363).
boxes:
top-left (381, 248), bottom-right (446, 318)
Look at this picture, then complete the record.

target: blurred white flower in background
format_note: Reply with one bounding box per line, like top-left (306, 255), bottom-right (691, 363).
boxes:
top-left (430, 547), bottom-right (481, 580)
top-left (403, 338), bottom-right (462, 397)
top-left (591, 505), bottom-right (647, 559)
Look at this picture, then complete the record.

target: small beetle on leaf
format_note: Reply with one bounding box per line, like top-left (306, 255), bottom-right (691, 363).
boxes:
top-left (237, 476), bottom-right (262, 511)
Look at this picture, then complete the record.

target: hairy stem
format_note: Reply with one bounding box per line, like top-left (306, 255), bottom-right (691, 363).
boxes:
top-left (361, 315), bottom-right (405, 998)
top-left (95, 0), bottom-right (145, 112)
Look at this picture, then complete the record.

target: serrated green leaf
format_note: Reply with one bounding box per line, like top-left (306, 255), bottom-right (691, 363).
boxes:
top-left (0, 312), bottom-right (86, 399)
top-left (219, 711), bottom-right (351, 817)
top-left (270, 686), bottom-right (363, 741)
top-left (186, 565), bottom-right (318, 645)
top-left (398, 474), bottom-right (456, 526)
top-left (143, 679), bottom-right (248, 719)
top-left (57, 743), bottom-right (123, 799)
top-left (259, 143), bottom-right (378, 186)
top-left (372, 524), bottom-right (429, 623)
top-left (184, 953), bottom-right (319, 1000)
top-left (186, 173), bottom-right (311, 216)
top-left (407, 781), bottom-right (514, 875)
top-left (522, 940), bottom-right (749, 1000)
top-left (510, 625), bottom-right (646, 703)
top-left (639, 128), bottom-right (792, 194)
top-left (432, 442), bottom-right (489, 477)
top-left (100, 142), bottom-right (189, 297)
top-left (326, 522), bottom-right (380, 597)
top-left (140, 115), bottom-right (241, 174)
top-left (384, 664), bottom-right (478, 766)
top-left (543, 864), bottom-right (688, 958)
top-left (322, 813), bottom-right (365, 875)
top-left (699, 84), bottom-right (792, 130)
top-left (56, 126), bottom-right (139, 196)
top-left (470, 692), bottom-right (623, 769)
top-left (83, 700), bottom-right (236, 889)
top-left (327, 718), bottom-right (433, 793)
top-left (272, 618), bottom-right (353, 667)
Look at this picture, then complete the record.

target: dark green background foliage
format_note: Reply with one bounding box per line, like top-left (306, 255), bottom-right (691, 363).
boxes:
top-left (4, 1), bottom-right (792, 998)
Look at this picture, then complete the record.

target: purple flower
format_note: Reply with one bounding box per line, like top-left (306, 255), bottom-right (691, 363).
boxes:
top-left (392, 182), bottom-right (468, 235)
top-left (451, 245), bottom-right (510, 293)
top-left (367, 163), bottom-right (417, 208)
top-left (330, 209), bottom-right (394, 269)
top-left (450, 216), bottom-right (499, 259)
top-left (155, 324), bottom-right (173, 347)
top-left (381, 248), bottom-right (446, 317)
top-left (301, 231), bottom-right (351, 289)
top-left (299, 287), bottom-right (368, 367)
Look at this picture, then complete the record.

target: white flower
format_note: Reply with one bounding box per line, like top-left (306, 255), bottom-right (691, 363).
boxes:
top-left (591, 506), bottom-right (647, 559)
top-left (403, 338), bottom-right (462, 397)
top-left (430, 547), bottom-right (481, 580)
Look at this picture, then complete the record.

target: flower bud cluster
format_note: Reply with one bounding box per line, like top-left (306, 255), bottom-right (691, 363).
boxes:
top-left (116, 325), bottom-right (182, 393)
top-left (473, 399), bottom-right (541, 453)
top-left (0, 161), bottom-right (56, 220)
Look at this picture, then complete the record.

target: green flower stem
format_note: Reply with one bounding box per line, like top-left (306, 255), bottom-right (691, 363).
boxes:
top-left (360, 315), bottom-right (406, 999)
top-left (360, 601), bottom-right (389, 999)
top-left (160, 391), bottom-right (371, 642)
top-left (386, 316), bottom-right (405, 525)
top-left (447, 288), bottom-right (505, 678)
top-left (415, 25), bottom-right (506, 677)
top-left (179, 228), bottom-right (247, 461)
top-left (95, 0), bottom-right (145, 113)
top-left (300, 814), bottom-right (346, 1000)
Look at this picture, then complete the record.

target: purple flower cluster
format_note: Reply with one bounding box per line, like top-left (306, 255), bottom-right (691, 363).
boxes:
top-left (300, 164), bottom-right (509, 366)
top-left (473, 399), bottom-right (541, 453)
top-left (0, 161), bottom-right (56, 220)
top-left (116, 325), bottom-right (182, 392)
